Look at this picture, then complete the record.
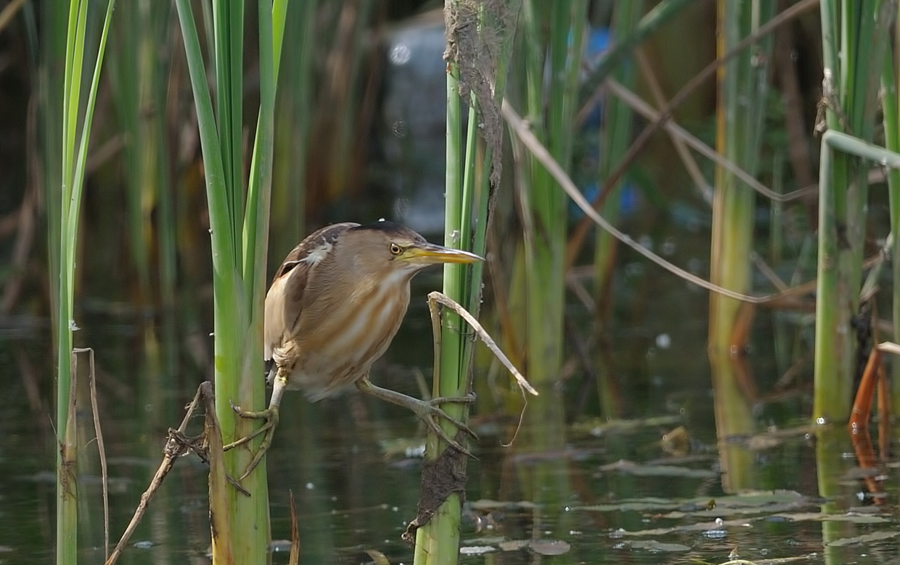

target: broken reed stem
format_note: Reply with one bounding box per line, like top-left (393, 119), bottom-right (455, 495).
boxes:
top-left (428, 291), bottom-right (535, 448)
top-left (604, 78), bottom-right (815, 204)
top-left (203, 381), bottom-right (234, 565)
top-left (849, 347), bottom-right (881, 431)
top-left (428, 291), bottom-right (535, 396)
top-left (104, 444), bottom-right (179, 565)
top-left (58, 346), bottom-right (79, 565)
top-left (104, 388), bottom-right (201, 565)
top-left (428, 294), bottom-right (444, 398)
top-left (406, 292), bottom-right (532, 545)
top-left (75, 348), bottom-right (109, 562)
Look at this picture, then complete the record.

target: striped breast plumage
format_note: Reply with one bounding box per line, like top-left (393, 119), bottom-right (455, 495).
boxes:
top-left (277, 264), bottom-right (413, 400)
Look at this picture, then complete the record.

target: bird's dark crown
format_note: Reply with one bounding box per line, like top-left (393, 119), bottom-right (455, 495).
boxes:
top-left (349, 220), bottom-right (425, 242)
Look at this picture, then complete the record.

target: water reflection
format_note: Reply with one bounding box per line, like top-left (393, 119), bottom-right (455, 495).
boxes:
top-left (709, 349), bottom-right (757, 492)
top-left (2, 300), bottom-right (900, 564)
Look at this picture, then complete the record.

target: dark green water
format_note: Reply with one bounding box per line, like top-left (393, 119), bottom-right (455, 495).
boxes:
top-left (2, 271), bottom-right (899, 565)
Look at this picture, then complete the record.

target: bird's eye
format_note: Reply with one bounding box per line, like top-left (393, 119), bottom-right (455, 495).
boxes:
top-left (389, 243), bottom-right (403, 256)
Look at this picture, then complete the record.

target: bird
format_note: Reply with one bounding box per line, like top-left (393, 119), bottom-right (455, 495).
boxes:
top-left (226, 220), bottom-right (483, 479)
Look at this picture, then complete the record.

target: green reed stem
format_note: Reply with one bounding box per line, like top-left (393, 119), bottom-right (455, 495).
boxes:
top-left (709, 0), bottom-right (773, 352)
top-left (816, 0), bottom-right (847, 419)
top-left (109, 3), bottom-right (149, 299)
top-left (817, 130), bottom-right (900, 420)
top-left (412, 53), bottom-right (466, 565)
top-left (883, 18), bottom-right (900, 411)
top-left (56, 2), bottom-right (116, 564)
top-left (593, 0), bottom-right (643, 417)
top-left (814, 0), bottom-right (890, 421)
top-left (707, 0), bottom-right (771, 492)
top-left (176, 0), bottom-right (288, 560)
top-left (414, 2), bottom-right (520, 562)
top-left (508, 0), bottom-right (584, 532)
top-left (516, 0), bottom-right (585, 391)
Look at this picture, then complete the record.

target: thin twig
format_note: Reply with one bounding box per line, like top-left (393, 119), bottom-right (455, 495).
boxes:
top-left (289, 490), bottom-right (300, 565)
top-left (604, 78), bottom-right (818, 204)
top-left (566, 0), bottom-right (821, 263)
top-left (565, 274), bottom-right (596, 312)
top-left (634, 49), bottom-right (711, 204)
top-left (1, 183), bottom-right (36, 314)
top-left (749, 252), bottom-right (789, 293)
top-left (877, 341), bottom-right (900, 356)
top-left (0, 0), bottom-right (27, 33)
top-left (75, 348), bottom-right (109, 562)
top-left (105, 385), bottom-right (206, 565)
top-left (502, 99), bottom-right (815, 306)
top-left (201, 381), bottom-right (234, 564)
top-left (428, 291), bottom-right (443, 395)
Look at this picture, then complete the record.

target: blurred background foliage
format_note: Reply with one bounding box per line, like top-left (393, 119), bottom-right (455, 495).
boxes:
top-left (9, 0), bottom-right (900, 561)
top-left (0, 0), bottom-right (881, 451)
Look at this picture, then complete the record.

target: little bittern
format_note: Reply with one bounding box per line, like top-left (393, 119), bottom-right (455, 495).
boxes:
top-left (227, 220), bottom-right (482, 479)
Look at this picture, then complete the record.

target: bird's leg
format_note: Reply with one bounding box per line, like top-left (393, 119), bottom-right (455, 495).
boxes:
top-left (224, 368), bottom-right (288, 480)
top-left (356, 377), bottom-right (477, 456)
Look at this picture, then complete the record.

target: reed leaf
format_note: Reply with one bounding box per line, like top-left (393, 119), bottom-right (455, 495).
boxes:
top-left (56, 1), bottom-right (116, 563)
top-left (593, 0), bottom-right (643, 417)
top-left (175, 0), bottom-right (289, 560)
top-left (213, 1), bottom-right (245, 247)
top-left (270, 0), bottom-right (316, 265)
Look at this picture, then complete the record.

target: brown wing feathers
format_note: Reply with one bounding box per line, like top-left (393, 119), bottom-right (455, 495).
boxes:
top-left (264, 222), bottom-right (359, 363)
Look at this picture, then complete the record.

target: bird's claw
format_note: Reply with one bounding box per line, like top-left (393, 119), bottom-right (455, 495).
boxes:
top-left (229, 399), bottom-right (271, 420)
top-left (223, 403), bottom-right (280, 481)
top-left (416, 397), bottom-right (478, 458)
top-left (428, 392), bottom-right (476, 405)
top-left (424, 395), bottom-right (478, 438)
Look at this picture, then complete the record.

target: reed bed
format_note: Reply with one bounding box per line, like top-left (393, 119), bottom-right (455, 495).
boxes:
top-left (24, 0), bottom-right (900, 562)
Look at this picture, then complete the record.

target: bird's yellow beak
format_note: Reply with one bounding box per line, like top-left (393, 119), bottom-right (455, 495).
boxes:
top-left (403, 243), bottom-right (483, 264)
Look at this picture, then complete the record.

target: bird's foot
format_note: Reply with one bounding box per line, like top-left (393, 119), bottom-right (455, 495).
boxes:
top-left (223, 401), bottom-right (280, 481)
top-left (413, 395), bottom-right (479, 457)
top-left (357, 378), bottom-right (477, 457)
